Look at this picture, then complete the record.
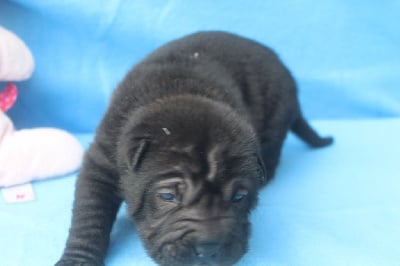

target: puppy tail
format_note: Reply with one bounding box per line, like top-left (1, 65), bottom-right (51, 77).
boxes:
top-left (291, 115), bottom-right (333, 148)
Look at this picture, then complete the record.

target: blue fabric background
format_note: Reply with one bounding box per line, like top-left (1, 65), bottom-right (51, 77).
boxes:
top-left (1, 0), bottom-right (399, 132)
top-left (0, 1), bottom-right (399, 266)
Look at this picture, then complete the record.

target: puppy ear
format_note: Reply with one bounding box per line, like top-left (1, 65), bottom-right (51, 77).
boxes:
top-left (120, 138), bottom-right (151, 218)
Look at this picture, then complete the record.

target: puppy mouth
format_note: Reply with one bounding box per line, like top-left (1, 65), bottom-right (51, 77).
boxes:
top-left (152, 234), bottom-right (243, 266)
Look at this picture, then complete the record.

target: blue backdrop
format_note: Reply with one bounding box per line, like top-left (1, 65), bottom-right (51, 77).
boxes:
top-left (0, 0), bottom-right (399, 133)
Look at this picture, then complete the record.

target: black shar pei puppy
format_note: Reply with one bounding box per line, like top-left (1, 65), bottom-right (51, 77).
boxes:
top-left (56, 31), bottom-right (333, 266)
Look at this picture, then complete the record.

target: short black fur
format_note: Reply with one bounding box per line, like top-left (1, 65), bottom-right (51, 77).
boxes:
top-left (56, 31), bottom-right (332, 266)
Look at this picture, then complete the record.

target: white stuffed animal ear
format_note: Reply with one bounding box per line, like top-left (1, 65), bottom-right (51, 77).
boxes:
top-left (0, 27), bottom-right (35, 81)
top-left (0, 127), bottom-right (84, 187)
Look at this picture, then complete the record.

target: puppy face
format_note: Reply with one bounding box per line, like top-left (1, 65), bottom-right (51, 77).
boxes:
top-left (135, 146), bottom-right (261, 265)
top-left (117, 97), bottom-right (265, 266)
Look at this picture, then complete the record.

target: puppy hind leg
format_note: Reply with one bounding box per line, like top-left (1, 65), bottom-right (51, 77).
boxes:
top-left (260, 137), bottom-right (286, 185)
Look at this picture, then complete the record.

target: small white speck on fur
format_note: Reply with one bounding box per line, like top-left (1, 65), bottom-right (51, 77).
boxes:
top-left (193, 52), bottom-right (199, 59)
top-left (162, 127), bottom-right (171, 135)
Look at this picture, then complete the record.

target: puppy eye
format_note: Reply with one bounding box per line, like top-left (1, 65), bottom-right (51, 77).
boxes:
top-left (159, 192), bottom-right (176, 202)
top-left (231, 190), bottom-right (248, 203)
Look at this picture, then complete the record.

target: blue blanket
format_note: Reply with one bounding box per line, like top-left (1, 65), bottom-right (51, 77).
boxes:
top-left (0, 1), bottom-right (399, 265)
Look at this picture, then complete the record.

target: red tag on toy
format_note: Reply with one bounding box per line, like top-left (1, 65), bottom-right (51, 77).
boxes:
top-left (0, 83), bottom-right (18, 112)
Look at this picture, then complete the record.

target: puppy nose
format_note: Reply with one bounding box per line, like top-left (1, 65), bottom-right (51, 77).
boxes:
top-left (194, 242), bottom-right (220, 261)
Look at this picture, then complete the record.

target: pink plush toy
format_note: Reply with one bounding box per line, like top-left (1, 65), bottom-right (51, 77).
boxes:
top-left (0, 26), bottom-right (84, 188)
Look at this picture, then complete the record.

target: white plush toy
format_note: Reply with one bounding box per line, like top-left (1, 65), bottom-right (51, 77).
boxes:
top-left (0, 26), bottom-right (84, 187)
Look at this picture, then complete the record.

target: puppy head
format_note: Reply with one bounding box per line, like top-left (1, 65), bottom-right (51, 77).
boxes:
top-left (117, 96), bottom-right (265, 266)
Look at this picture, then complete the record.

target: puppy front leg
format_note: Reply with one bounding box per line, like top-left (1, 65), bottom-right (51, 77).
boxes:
top-left (56, 144), bottom-right (122, 266)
